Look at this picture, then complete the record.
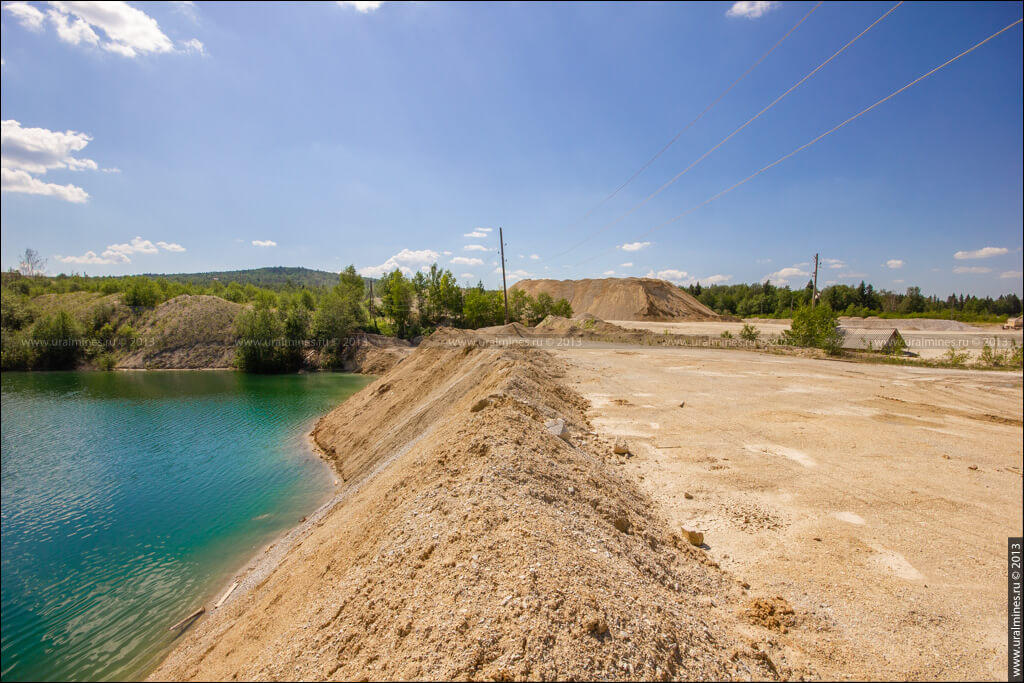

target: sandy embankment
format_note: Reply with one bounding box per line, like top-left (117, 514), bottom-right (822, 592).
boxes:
top-left (150, 331), bottom-right (802, 681)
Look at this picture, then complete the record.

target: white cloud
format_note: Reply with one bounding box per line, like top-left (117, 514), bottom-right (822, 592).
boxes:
top-left (10, 2), bottom-right (200, 58)
top-left (104, 236), bottom-right (159, 258)
top-left (460, 272), bottom-right (475, 279)
top-left (726, 1), bottom-right (780, 19)
top-left (360, 248), bottom-right (441, 277)
top-left (393, 248), bottom-right (438, 263)
top-left (464, 244), bottom-right (491, 252)
top-left (999, 271), bottom-right (1023, 280)
top-left (180, 37), bottom-right (205, 56)
top-left (2, 119), bottom-right (97, 174)
top-left (823, 258), bottom-right (846, 269)
top-left (252, 239), bottom-right (277, 248)
top-left (4, 2), bottom-right (46, 30)
top-left (47, 7), bottom-right (101, 47)
top-left (102, 166), bottom-right (121, 173)
top-left (57, 236), bottom-right (184, 265)
top-left (645, 269), bottom-right (732, 286)
top-left (1, 120), bottom-right (98, 200)
top-left (837, 271), bottom-right (868, 279)
top-left (451, 256), bottom-right (483, 266)
top-left (337, 1), bottom-right (384, 12)
top-left (496, 267), bottom-right (531, 283)
top-left (603, 270), bottom-right (616, 276)
top-left (464, 228), bottom-right (492, 238)
top-left (646, 268), bottom-right (689, 284)
top-left (954, 246), bottom-right (1008, 260)
top-left (58, 250), bottom-right (123, 265)
top-left (529, 254), bottom-right (539, 260)
top-left (618, 241), bottom-right (651, 252)
top-left (1, 167), bottom-right (89, 202)
top-left (952, 266), bottom-right (991, 274)
top-left (46, 1), bottom-right (177, 57)
top-left (885, 259), bottom-right (904, 269)
top-left (619, 262), bottom-right (633, 268)
top-left (764, 266), bottom-right (810, 285)
top-left (442, 250), bottom-right (452, 256)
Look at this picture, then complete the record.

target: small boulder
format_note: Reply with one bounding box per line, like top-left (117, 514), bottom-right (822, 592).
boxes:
top-left (683, 528), bottom-right (704, 547)
top-left (684, 492), bottom-right (693, 500)
top-left (613, 438), bottom-right (630, 455)
top-left (470, 398), bottom-right (490, 413)
top-left (545, 418), bottom-right (571, 442)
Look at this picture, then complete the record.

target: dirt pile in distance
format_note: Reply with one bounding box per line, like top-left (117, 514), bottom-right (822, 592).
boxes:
top-left (119, 295), bottom-right (243, 369)
top-left (150, 330), bottom-right (796, 681)
top-left (332, 332), bottom-right (413, 374)
top-left (511, 277), bottom-right (720, 322)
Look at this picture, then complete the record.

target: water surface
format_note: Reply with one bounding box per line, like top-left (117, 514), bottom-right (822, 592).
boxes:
top-left (0, 370), bottom-right (372, 681)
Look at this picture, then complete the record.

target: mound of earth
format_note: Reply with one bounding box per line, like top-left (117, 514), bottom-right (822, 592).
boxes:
top-left (118, 295), bottom-right (243, 369)
top-left (511, 278), bottom-right (720, 322)
top-left (150, 332), bottom-right (792, 681)
top-left (839, 317), bottom-right (981, 332)
top-left (333, 332), bottom-right (413, 374)
top-left (535, 313), bottom-right (631, 337)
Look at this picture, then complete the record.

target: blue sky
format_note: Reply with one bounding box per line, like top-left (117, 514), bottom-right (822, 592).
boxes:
top-left (1, 1), bottom-right (1021, 296)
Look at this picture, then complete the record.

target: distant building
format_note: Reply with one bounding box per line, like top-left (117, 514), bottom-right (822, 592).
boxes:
top-left (839, 328), bottom-right (905, 353)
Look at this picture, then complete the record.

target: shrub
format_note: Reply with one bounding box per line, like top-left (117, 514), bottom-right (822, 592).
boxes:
top-left (784, 305), bottom-right (842, 354)
top-left (739, 323), bottom-right (760, 342)
top-left (941, 346), bottom-right (969, 367)
top-left (30, 310), bottom-right (83, 369)
top-left (122, 277), bottom-right (162, 307)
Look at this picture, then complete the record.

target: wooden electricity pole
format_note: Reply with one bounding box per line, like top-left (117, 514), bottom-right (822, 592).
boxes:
top-left (812, 253), bottom-right (819, 308)
top-left (368, 280), bottom-right (379, 333)
top-left (499, 226), bottom-right (510, 325)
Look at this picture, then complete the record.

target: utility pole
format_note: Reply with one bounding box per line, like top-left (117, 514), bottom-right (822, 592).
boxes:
top-left (499, 226), bottom-right (510, 325)
top-left (812, 253), bottom-right (819, 308)
top-left (368, 280), bottom-right (379, 333)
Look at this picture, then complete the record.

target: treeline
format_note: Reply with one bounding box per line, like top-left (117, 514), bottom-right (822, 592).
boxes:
top-left (686, 280), bottom-right (1022, 322)
top-left (235, 265), bottom-right (572, 372)
top-left (2, 264), bottom-right (572, 372)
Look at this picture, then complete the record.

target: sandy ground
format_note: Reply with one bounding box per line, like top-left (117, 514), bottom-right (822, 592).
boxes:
top-left (610, 319), bottom-right (1024, 361)
top-left (559, 344), bottom-right (1023, 680)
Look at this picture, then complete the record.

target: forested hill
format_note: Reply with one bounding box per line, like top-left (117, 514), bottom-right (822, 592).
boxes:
top-left (140, 267), bottom-right (346, 290)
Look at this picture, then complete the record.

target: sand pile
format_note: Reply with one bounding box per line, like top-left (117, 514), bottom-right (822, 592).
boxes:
top-left (839, 317), bottom-right (981, 332)
top-left (511, 278), bottom-right (720, 322)
top-left (334, 332), bottom-right (413, 374)
top-left (119, 295), bottom-right (243, 369)
top-left (150, 331), bottom-right (792, 681)
top-left (535, 313), bottom-right (633, 337)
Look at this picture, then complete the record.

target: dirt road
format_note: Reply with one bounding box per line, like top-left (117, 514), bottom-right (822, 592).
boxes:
top-left (561, 345), bottom-right (1023, 680)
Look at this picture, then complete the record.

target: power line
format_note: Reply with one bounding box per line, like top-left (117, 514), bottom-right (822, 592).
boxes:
top-left (563, 1), bottom-right (904, 266)
top-left (552, 0), bottom-right (824, 258)
top-left (575, 16), bottom-right (1024, 267)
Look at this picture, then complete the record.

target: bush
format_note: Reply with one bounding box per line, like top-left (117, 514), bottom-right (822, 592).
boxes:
top-left (784, 305), bottom-right (842, 354)
top-left (739, 323), bottom-right (760, 342)
top-left (941, 346), bottom-right (969, 367)
top-left (1, 330), bottom-right (31, 369)
top-left (122, 277), bottom-right (162, 307)
top-left (234, 307), bottom-right (286, 373)
top-left (30, 310), bottom-right (83, 369)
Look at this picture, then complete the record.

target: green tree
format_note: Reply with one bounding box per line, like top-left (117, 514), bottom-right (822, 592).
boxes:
top-left (31, 310), bottom-right (83, 369)
top-left (784, 305), bottom-right (842, 354)
top-left (234, 307), bottom-right (285, 373)
top-left (378, 269), bottom-right (415, 337)
top-left (122, 276), bottom-right (161, 307)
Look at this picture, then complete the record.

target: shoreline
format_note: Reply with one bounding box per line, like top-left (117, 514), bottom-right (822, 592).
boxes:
top-left (150, 379), bottom-right (378, 678)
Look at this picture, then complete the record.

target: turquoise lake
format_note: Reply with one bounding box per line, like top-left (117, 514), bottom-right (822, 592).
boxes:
top-left (0, 370), bottom-right (373, 682)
